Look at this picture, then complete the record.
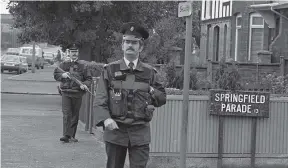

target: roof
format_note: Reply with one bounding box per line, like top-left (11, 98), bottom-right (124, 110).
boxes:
top-left (250, 2), bottom-right (288, 10)
top-left (250, 2), bottom-right (288, 28)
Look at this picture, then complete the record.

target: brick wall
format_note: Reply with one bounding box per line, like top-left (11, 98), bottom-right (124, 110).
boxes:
top-left (231, 1), bottom-right (270, 62)
top-left (153, 58), bottom-right (288, 89)
top-left (154, 64), bottom-right (207, 77)
top-left (211, 62), bottom-right (282, 84)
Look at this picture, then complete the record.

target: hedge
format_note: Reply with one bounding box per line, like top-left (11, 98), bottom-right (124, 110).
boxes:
top-left (83, 61), bottom-right (288, 97)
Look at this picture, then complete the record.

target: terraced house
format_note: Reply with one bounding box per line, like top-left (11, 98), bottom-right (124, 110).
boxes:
top-left (200, 0), bottom-right (288, 64)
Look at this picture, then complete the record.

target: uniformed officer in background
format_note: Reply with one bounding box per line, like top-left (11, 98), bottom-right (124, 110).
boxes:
top-left (93, 22), bottom-right (167, 168)
top-left (54, 44), bottom-right (92, 143)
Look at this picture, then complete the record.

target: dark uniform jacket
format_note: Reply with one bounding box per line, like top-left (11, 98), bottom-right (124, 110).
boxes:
top-left (53, 60), bottom-right (92, 97)
top-left (93, 58), bottom-right (166, 147)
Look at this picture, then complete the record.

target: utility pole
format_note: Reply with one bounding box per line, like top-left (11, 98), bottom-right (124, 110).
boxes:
top-left (178, 2), bottom-right (193, 168)
top-left (31, 41), bottom-right (36, 73)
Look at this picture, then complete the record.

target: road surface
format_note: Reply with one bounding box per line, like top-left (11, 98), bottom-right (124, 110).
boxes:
top-left (1, 67), bottom-right (59, 95)
top-left (1, 94), bottom-right (107, 168)
top-left (1, 71), bottom-right (19, 81)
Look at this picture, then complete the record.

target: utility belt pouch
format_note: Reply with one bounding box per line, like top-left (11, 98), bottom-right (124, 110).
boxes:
top-left (109, 81), bottom-right (127, 119)
top-left (112, 89), bottom-right (122, 101)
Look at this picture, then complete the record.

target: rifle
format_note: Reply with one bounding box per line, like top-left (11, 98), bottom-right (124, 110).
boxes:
top-left (56, 66), bottom-right (95, 96)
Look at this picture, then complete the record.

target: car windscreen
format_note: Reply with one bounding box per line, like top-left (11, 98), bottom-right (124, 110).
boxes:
top-left (7, 48), bottom-right (20, 52)
top-left (3, 56), bottom-right (20, 62)
top-left (20, 48), bottom-right (40, 55)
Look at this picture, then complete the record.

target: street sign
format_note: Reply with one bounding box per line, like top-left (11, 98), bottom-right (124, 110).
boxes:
top-left (209, 89), bottom-right (270, 118)
top-left (178, 2), bottom-right (192, 17)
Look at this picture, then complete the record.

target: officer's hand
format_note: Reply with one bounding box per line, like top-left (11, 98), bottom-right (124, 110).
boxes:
top-left (62, 72), bottom-right (70, 79)
top-left (147, 105), bottom-right (155, 110)
top-left (80, 84), bottom-right (88, 91)
top-left (146, 105), bottom-right (155, 113)
top-left (104, 118), bottom-right (119, 130)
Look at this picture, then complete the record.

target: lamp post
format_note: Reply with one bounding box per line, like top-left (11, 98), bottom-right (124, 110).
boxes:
top-left (31, 41), bottom-right (36, 73)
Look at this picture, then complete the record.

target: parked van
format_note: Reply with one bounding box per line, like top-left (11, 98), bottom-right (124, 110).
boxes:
top-left (19, 46), bottom-right (45, 69)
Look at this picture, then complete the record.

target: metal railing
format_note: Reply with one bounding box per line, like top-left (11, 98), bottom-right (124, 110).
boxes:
top-left (79, 77), bottom-right (288, 159)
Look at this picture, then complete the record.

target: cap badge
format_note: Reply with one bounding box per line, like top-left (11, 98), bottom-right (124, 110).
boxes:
top-left (130, 26), bottom-right (134, 31)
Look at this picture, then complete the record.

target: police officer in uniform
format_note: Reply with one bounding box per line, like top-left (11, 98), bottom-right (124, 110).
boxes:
top-left (93, 22), bottom-right (167, 168)
top-left (54, 44), bottom-right (92, 143)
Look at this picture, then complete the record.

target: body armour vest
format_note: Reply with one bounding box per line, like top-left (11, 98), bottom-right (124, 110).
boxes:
top-left (105, 62), bottom-right (155, 123)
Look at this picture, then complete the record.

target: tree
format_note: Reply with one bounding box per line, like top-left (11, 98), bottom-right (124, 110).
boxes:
top-left (141, 1), bottom-right (201, 64)
top-left (107, 1), bottom-right (201, 64)
top-left (8, 1), bottom-right (201, 63)
top-left (9, 1), bottom-right (116, 61)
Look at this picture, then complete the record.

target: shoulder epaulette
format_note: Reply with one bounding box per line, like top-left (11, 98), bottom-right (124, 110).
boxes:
top-left (141, 62), bottom-right (158, 73)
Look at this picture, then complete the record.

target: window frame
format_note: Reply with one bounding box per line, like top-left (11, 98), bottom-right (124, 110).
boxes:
top-left (235, 14), bottom-right (242, 61)
top-left (248, 13), bottom-right (264, 61)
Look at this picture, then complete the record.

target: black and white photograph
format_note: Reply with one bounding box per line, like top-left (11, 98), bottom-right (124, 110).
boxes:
top-left (1, 0), bottom-right (288, 168)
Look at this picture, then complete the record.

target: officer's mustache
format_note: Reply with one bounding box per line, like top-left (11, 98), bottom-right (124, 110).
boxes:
top-left (126, 48), bottom-right (134, 51)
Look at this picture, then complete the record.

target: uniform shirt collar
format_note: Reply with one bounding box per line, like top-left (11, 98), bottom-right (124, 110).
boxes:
top-left (69, 57), bottom-right (79, 63)
top-left (123, 57), bottom-right (138, 69)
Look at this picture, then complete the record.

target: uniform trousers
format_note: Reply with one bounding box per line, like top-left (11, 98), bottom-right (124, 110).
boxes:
top-left (62, 94), bottom-right (82, 138)
top-left (105, 141), bottom-right (150, 168)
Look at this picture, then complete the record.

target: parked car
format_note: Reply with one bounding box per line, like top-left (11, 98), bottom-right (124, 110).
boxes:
top-left (6, 48), bottom-right (20, 56)
top-left (1, 55), bottom-right (28, 74)
top-left (43, 52), bottom-right (55, 65)
top-left (19, 46), bottom-right (45, 69)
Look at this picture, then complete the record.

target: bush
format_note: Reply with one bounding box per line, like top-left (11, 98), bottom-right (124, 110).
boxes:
top-left (80, 60), bottom-right (105, 77)
top-left (155, 65), bottom-right (169, 87)
top-left (169, 67), bottom-right (199, 90)
top-left (165, 88), bottom-right (209, 95)
top-left (260, 73), bottom-right (288, 94)
top-left (214, 58), bottom-right (242, 90)
top-left (164, 62), bottom-right (177, 88)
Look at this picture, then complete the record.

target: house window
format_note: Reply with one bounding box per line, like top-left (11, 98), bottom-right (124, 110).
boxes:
top-left (248, 13), bottom-right (264, 62)
top-left (204, 1), bottom-right (207, 19)
top-left (214, 1), bottom-right (217, 18)
top-left (206, 24), bottom-right (211, 60)
top-left (218, 1), bottom-right (221, 17)
top-left (235, 14), bottom-right (242, 61)
top-left (224, 24), bottom-right (228, 59)
top-left (223, 1), bottom-right (230, 17)
top-left (213, 26), bottom-right (220, 61)
top-left (210, 1), bottom-right (213, 18)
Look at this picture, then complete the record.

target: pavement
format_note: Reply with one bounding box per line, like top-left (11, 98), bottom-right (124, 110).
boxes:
top-left (0, 66), bottom-right (129, 168)
top-left (1, 94), bottom-right (107, 168)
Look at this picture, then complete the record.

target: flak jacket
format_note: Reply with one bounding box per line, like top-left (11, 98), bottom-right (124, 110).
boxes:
top-left (93, 58), bottom-right (167, 147)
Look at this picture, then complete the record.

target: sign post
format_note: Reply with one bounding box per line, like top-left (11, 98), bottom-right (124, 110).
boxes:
top-left (209, 89), bottom-right (270, 168)
top-left (178, 2), bottom-right (193, 168)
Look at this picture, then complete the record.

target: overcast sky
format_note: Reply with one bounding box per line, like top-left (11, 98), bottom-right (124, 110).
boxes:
top-left (1, 0), bottom-right (10, 14)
